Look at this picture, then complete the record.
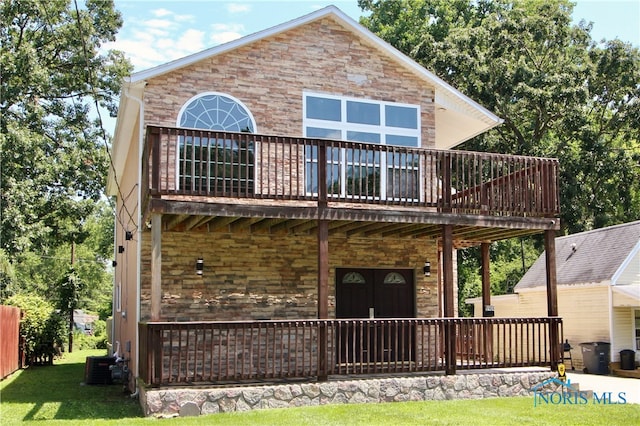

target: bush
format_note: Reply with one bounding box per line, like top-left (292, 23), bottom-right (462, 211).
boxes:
top-left (72, 319), bottom-right (107, 350)
top-left (6, 293), bottom-right (66, 365)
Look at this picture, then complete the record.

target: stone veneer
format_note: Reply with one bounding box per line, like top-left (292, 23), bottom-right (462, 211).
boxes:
top-left (140, 231), bottom-right (443, 322)
top-left (141, 371), bottom-right (555, 417)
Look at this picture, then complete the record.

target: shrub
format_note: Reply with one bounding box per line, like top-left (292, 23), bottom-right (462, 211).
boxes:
top-left (6, 293), bottom-right (66, 365)
top-left (72, 319), bottom-right (107, 350)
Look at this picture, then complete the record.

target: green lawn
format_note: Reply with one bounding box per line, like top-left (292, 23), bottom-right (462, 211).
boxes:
top-left (1, 349), bottom-right (638, 425)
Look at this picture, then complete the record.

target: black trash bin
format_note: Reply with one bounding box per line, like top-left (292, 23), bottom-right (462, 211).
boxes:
top-left (580, 342), bottom-right (610, 375)
top-left (619, 349), bottom-right (636, 370)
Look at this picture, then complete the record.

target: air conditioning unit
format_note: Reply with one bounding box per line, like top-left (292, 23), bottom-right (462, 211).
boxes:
top-left (84, 356), bottom-right (116, 385)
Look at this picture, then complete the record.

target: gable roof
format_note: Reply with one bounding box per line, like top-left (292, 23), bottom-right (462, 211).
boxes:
top-left (515, 221), bottom-right (640, 290)
top-left (108, 5), bottom-right (503, 196)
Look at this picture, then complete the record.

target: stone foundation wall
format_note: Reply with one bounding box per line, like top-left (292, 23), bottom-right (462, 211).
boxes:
top-left (141, 371), bottom-right (555, 417)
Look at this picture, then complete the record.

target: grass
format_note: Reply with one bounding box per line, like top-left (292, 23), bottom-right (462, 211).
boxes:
top-left (1, 350), bottom-right (638, 425)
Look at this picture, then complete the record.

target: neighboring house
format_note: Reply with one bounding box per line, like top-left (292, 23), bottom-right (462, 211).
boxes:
top-left (467, 221), bottom-right (640, 371)
top-left (73, 309), bottom-right (98, 335)
top-left (107, 6), bottom-right (563, 396)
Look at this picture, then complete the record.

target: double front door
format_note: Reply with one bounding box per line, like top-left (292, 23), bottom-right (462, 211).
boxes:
top-left (335, 268), bottom-right (415, 363)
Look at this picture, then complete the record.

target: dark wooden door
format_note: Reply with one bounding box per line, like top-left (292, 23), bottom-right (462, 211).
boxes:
top-left (335, 268), bottom-right (414, 363)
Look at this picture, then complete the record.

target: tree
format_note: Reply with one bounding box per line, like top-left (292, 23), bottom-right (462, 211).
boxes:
top-left (4, 202), bottom-right (114, 318)
top-left (0, 0), bottom-right (131, 258)
top-left (1, 1), bottom-right (130, 316)
top-left (358, 0), bottom-right (640, 310)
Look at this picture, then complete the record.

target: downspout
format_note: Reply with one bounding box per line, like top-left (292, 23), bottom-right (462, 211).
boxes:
top-left (608, 281), bottom-right (614, 362)
top-left (123, 84), bottom-right (144, 397)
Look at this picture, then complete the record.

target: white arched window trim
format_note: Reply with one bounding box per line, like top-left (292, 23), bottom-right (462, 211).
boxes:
top-left (175, 92), bottom-right (257, 192)
top-left (176, 91), bottom-right (258, 132)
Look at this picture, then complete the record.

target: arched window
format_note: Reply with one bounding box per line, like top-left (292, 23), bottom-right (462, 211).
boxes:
top-left (342, 272), bottom-right (366, 284)
top-left (383, 272), bottom-right (406, 284)
top-left (176, 93), bottom-right (256, 193)
top-left (178, 93), bottom-right (256, 132)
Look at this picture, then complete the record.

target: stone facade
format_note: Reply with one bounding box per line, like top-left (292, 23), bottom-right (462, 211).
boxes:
top-left (143, 17), bottom-right (436, 148)
top-left (140, 230), bottom-right (440, 322)
top-left (140, 371), bottom-right (556, 417)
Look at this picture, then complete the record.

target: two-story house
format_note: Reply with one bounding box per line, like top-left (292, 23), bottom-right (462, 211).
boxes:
top-left (107, 5), bottom-right (562, 406)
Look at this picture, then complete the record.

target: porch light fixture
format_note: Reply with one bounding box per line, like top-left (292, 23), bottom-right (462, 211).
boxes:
top-left (423, 261), bottom-right (431, 277)
top-left (196, 258), bottom-right (204, 275)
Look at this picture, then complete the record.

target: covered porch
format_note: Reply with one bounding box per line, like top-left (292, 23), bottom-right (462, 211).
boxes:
top-left (138, 126), bottom-right (563, 388)
top-left (139, 317), bottom-right (563, 386)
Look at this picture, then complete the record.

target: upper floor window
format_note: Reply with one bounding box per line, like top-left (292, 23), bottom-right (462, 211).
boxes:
top-left (178, 93), bottom-right (256, 132)
top-left (303, 92), bottom-right (420, 147)
top-left (303, 92), bottom-right (421, 201)
top-left (176, 93), bottom-right (256, 193)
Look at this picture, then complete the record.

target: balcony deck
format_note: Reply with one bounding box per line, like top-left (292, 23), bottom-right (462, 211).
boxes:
top-left (143, 126), bottom-right (560, 243)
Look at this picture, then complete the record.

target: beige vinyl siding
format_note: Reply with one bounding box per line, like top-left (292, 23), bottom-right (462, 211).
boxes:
top-left (611, 307), bottom-right (635, 362)
top-left (470, 285), bottom-right (610, 370)
top-left (614, 249), bottom-right (640, 285)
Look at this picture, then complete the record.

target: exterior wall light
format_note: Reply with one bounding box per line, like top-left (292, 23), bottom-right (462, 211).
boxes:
top-left (423, 261), bottom-right (431, 277)
top-left (196, 258), bottom-right (204, 275)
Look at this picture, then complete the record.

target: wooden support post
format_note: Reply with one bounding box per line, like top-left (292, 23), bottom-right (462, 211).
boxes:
top-left (151, 214), bottom-right (162, 321)
top-left (544, 229), bottom-right (560, 369)
top-left (481, 243), bottom-right (491, 317)
top-left (442, 224), bottom-right (456, 375)
top-left (317, 218), bottom-right (329, 381)
top-left (481, 242), bottom-right (494, 361)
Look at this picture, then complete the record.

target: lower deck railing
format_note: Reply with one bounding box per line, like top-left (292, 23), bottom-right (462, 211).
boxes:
top-left (139, 317), bottom-right (562, 386)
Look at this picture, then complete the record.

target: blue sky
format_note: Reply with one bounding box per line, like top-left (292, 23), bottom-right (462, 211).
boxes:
top-left (109, 0), bottom-right (640, 72)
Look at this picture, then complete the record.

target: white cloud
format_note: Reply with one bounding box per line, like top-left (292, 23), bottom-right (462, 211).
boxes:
top-left (210, 31), bottom-right (243, 46)
top-left (143, 18), bottom-right (177, 30)
top-left (173, 13), bottom-right (196, 23)
top-left (208, 23), bottom-right (245, 46)
top-left (152, 8), bottom-right (173, 18)
top-left (227, 3), bottom-right (251, 13)
top-left (151, 7), bottom-right (194, 23)
top-left (177, 29), bottom-right (206, 52)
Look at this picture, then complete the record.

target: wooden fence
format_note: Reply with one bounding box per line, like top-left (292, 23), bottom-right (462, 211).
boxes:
top-left (1, 305), bottom-right (21, 379)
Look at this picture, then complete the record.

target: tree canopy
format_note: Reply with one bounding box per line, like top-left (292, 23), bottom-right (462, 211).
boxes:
top-left (1, 0), bottom-right (131, 319)
top-left (1, 0), bottom-right (131, 257)
top-left (358, 0), bottom-right (640, 310)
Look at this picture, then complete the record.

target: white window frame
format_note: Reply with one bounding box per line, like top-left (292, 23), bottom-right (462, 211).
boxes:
top-left (302, 91), bottom-right (422, 201)
top-left (176, 92), bottom-right (258, 192)
top-left (115, 281), bottom-right (121, 313)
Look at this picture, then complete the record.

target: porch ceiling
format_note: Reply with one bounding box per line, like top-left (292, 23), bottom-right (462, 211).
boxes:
top-left (149, 198), bottom-right (557, 247)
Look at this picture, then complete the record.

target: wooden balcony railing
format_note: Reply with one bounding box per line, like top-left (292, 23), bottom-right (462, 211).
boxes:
top-left (139, 317), bottom-right (563, 386)
top-left (144, 126), bottom-right (560, 217)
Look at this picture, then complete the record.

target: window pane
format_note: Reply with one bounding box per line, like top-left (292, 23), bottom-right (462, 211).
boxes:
top-left (307, 127), bottom-right (341, 139)
top-left (347, 101), bottom-right (380, 125)
top-left (386, 105), bottom-right (417, 129)
top-left (346, 131), bottom-right (381, 143)
top-left (347, 148), bottom-right (379, 163)
top-left (387, 134), bottom-right (418, 147)
top-left (307, 96), bottom-right (341, 121)
top-left (180, 94), bottom-right (254, 132)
